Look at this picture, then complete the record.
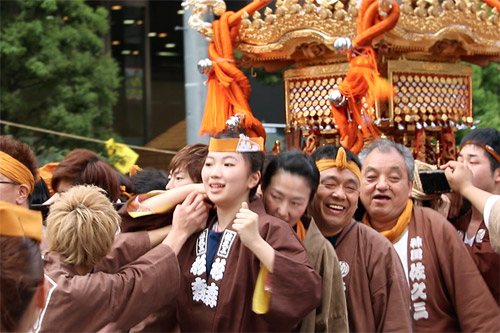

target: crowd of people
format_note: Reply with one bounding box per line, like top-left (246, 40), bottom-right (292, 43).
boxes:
top-left (1, 126), bottom-right (499, 332)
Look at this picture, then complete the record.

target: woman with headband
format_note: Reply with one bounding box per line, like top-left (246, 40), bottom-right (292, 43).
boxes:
top-left (173, 129), bottom-right (321, 331)
top-left (0, 202), bottom-right (45, 332)
top-left (261, 150), bottom-right (348, 332)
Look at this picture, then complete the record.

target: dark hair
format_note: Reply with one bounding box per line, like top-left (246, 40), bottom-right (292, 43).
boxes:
top-left (460, 128), bottom-right (500, 173)
top-left (0, 236), bottom-right (43, 332)
top-left (115, 171), bottom-right (135, 201)
top-left (213, 131), bottom-right (264, 199)
top-left (169, 143), bottom-right (208, 183)
top-left (311, 144), bottom-right (361, 169)
top-left (262, 150), bottom-right (319, 203)
top-left (51, 149), bottom-right (121, 202)
top-left (0, 136), bottom-right (38, 181)
top-left (131, 168), bottom-right (169, 194)
top-left (31, 180), bottom-right (51, 221)
top-left (31, 179), bottom-right (51, 206)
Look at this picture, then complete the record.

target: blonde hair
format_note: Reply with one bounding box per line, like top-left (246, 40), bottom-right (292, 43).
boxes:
top-left (46, 185), bottom-right (119, 268)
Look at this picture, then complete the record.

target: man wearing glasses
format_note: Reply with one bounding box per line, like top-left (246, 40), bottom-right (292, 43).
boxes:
top-left (0, 135), bottom-right (38, 208)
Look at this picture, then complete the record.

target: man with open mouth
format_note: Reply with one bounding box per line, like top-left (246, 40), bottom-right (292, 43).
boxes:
top-left (359, 138), bottom-right (500, 332)
top-left (309, 144), bottom-right (411, 332)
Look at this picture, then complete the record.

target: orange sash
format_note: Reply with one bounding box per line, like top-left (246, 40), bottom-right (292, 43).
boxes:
top-left (363, 198), bottom-right (413, 242)
top-left (0, 201), bottom-right (42, 242)
top-left (296, 219), bottom-right (307, 241)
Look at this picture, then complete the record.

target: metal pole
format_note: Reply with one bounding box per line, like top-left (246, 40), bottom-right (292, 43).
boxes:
top-left (143, 1), bottom-right (151, 144)
top-left (182, 8), bottom-right (210, 145)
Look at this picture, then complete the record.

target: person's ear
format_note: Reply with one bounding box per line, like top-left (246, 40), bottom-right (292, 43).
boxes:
top-left (493, 167), bottom-right (500, 185)
top-left (247, 171), bottom-right (261, 190)
top-left (407, 180), bottom-right (414, 198)
top-left (15, 184), bottom-right (30, 206)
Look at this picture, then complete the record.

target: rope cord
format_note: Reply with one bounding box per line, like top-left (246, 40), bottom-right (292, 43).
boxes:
top-left (0, 120), bottom-right (178, 155)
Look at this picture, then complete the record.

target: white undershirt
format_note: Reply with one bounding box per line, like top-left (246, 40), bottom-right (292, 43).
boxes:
top-left (461, 195), bottom-right (500, 247)
top-left (484, 195), bottom-right (500, 230)
top-left (393, 229), bottom-right (409, 285)
top-left (463, 233), bottom-right (475, 246)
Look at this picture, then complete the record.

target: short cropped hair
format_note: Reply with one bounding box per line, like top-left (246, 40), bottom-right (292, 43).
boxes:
top-left (169, 143), bottom-right (208, 183)
top-left (358, 139), bottom-right (415, 182)
top-left (263, 150), bottom-right (319, 203)
top-left (46, 185), bottom-right (119, 269)
top-left (131, 168), bottom-right (169, 193)
top-left (51, 149), bottom-right (120, 202)
top-left (460, 128), bottom-right (500, 173)
top-left (0, 136), bottom-right (38, 182)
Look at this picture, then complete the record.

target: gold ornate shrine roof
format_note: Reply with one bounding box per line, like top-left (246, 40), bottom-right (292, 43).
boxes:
top-left (185, 0), bottom-right (500, 69)
top-left (183, 0), bottom-right (499, 164)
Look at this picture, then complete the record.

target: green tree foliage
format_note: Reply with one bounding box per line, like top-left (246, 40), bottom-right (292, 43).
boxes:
top-left (455, 62), bottom-right (500, 143)
top-left (0, 0), bottom-right (120, 162)
top-left (472, 62), bottom-right (500, 128)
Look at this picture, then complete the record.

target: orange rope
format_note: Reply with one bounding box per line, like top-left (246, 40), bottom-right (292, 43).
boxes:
top-left (330, 0), bottom-right (400, 154)
top-left (200, 1), bottom-right (270, 139)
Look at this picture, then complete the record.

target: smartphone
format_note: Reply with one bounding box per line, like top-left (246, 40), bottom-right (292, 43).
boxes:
top-left (418, 170), bottom-right (452, 194)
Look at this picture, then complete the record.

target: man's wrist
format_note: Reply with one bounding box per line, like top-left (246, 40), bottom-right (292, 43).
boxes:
top-left (459, 183), bottom-right (475, 197)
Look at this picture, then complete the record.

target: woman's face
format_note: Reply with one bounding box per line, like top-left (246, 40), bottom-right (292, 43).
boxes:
top-left (263, 171), bottom-right (310, 227)
top-left (201, 152), bottom-right (260, 208)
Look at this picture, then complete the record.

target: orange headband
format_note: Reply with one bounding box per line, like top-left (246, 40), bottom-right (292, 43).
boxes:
top-left (209, 135), bottom-right (264, 152)
top-left (0, 151), bottom-right (35, 193)
top-left (0, 201), bottom-right (42, 242)
top-left (315, 147), bottom-right (361, 183)
top-left (461, 140), bottom-right (500, 164)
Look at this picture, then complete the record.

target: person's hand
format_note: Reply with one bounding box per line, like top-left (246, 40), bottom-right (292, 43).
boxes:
top-left (166, 192), bottom-right (208, 245)
top-left (441, 161), bottom-right (473, 194)
top-left (430, 194), bottom-right (451, 218)
top-left (233, 202), bottom-right (261, 249)
top-left (233, 202), bottom-right (276, 272)
top-left (444, 192), bottom-right (464, 219)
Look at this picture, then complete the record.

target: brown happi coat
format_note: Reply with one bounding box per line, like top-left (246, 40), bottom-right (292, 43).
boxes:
top-left (329, 219), bottom-right (411, 332)
top-left (300, 217), bottom-right (348, 333)
top-left (407, 206), bottom-right (500, 332)
top-left (175, 199), bottom-right (322, 332)
top-left (119, 206), bottom-right (182, 332)
top-left (451, 209), bottom-right (500, 305)
top-left (35, 232), bottom-right (180, 332)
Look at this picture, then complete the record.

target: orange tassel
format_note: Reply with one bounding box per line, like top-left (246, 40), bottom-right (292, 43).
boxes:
top-left (199, 1), bottom-right (270, 140)
top-left (481, 0), bottom-right (500, 11)
top-left (330, 0), bottom-right (400, 154)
